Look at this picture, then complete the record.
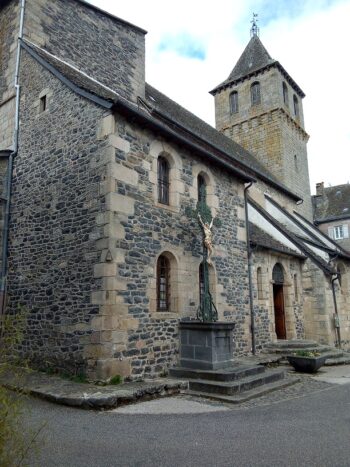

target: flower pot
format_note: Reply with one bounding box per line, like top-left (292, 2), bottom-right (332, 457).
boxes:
top-left (287, 355), bottom-right (327, 373)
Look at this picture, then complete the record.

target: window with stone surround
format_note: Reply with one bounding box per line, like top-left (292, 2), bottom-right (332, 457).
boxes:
top-left (157, 255), bottom-right (170, 311)
top-left (230, 91), bottom-right (239, 114)
top-left (157, 156), bottom-right (169, 205)
top-left (257, 267), bottom-right (263, 299)
top-left (251, 81), bottom-right (261, 106)
top-left (197, 174), bottom-right (206, 205)
top-left (283, 82), bottom-right (288, 107)
top-left (293, 95), bottom-right (299, 118)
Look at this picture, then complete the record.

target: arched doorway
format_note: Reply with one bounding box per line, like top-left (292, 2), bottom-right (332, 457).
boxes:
top-left (273, 263), bottom-right (286, 339)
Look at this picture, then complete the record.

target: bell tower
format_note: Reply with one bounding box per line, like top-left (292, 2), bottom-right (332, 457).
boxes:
top-left (210, 16), bottom-right (312, 219)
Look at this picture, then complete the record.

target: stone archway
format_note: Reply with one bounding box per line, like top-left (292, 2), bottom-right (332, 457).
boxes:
top-left (273, 263), bottom-right (286, 339)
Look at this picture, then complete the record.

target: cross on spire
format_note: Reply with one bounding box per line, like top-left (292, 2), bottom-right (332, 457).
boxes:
top-left (250, 13), bottom-right (259, 37)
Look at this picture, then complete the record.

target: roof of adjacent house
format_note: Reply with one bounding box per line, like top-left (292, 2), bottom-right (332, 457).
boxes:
top-left (313, 184), bottom-right (350, 223)
top-left (210, 35), bottom-right (305, 97)
top-left (21, 39), bottom-right (302, 202)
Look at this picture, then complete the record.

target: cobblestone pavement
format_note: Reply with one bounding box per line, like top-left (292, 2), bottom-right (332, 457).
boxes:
top-left (113, 370), bottom-right (336, 414)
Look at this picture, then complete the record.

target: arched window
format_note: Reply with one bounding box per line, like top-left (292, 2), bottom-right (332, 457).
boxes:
top-left (197, 174), bottom-right (207, 204)
top-left (257, 267), bottom-right (263, 299)
top-left (199, 262), bottom-right (205, 306)
top-left (158, 156), bottom-right (169, 205)
top-left (293, 95), bottom-right (299, 118)
top-left (230, 91), bottom-right (238, 114)
top-left (294, 273), bottom-right (298, 300)
top-left (251, 81), bottom-right (261, 106)
top-left (157, 255), bottom-right (170, 311)
top-left (283, 82), bottom-right (288, 106)
top-left (272, 263), bottom-right (284, 284)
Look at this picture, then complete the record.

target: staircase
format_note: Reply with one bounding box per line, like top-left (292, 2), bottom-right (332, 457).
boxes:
top-left (263, 340), bottom-right (350, 366)
top-left (169, 363), bottom-right (297, 403)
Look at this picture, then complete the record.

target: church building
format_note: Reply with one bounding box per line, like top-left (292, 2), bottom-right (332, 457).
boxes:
top-left (0, 0), bottom-right (349, 380)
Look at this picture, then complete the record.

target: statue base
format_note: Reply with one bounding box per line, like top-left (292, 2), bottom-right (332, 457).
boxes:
top-left (178, 320), bottom-right (235, 370)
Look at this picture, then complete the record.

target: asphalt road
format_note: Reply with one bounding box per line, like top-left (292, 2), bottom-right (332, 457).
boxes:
top-left (23, 381), bottom-right (350, 467)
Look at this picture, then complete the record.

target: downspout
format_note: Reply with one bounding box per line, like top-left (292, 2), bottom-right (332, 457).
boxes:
top-left (244, 182), bottom-right (256, 355)
top-left (331, 273), bottom-right (341, 348)
top-left (0, 0), bottom-right (26, 317)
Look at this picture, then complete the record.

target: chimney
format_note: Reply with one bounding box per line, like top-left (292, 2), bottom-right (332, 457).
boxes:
top-left (316, 182), bottom-right (324, 196)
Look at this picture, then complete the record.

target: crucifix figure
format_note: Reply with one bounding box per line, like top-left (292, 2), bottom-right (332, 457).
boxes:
top-left (198, 213), bottom-right (214, 264)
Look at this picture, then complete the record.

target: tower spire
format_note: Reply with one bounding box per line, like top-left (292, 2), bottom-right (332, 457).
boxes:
top-left (250, 13), bottom-right (259, 37)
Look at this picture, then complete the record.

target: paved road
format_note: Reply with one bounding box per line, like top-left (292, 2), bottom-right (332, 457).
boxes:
top-left (24, 378), bottom-right (350, 467)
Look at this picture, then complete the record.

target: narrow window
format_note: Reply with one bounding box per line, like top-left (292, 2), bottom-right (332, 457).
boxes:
top-left (158, 156), bottom-right (169, 205)
top-left (199, 262), bottom-right (204, 306)
top-left (334, 225), bottom-right (344, 240)
top-left (283, 82), bottom-right (288, 106)
top-left (293, 95), bottom-right (299, 118)
top-left (251, 81), bottom-right (261, 106)
top-left (197, 174), bottom-right (207, 204)
top-left (157, 255), bottom-right (170, 311)
top-left (39, 95), bottom-right (47, 113)
top-left (294, 154), bottom-right (298, 172)
top-left (294, 274), bottom-right (298, 300)
top-left (230, 91), bottom-right (238, 114)
top-left (257, 267), bottom-right (263, 299)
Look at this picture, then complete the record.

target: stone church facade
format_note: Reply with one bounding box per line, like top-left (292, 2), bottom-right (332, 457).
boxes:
top-left (0, 0), bottom-right (349, 381)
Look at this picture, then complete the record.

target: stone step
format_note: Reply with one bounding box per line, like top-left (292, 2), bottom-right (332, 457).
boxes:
top-left (169, 364), bottom-right (265, 382)
top-left (188, 369), bottom-right (285, 396)
top-left (324, 356), bottom-right (350, 366)
top-left (265, 340), bottom-right (318, 350)
top-left (185, 377), bottom-right (299, 404)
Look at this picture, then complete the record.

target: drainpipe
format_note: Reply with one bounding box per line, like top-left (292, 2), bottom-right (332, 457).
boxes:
top-left (331, 273), bottom-right (341, 348)
top-left (244, 182), bottom-right (256, 355)
top-left (0, 0), bottom-right (26, 318)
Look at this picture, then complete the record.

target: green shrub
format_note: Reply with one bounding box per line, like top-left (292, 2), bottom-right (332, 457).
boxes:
top-left (109, 374), bottom-right (123, 385)
top-left (0, 309), bottom-right (43, 466)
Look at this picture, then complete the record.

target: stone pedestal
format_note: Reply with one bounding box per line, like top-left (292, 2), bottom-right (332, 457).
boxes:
top-left (178, 321), bottom-right (235, 370)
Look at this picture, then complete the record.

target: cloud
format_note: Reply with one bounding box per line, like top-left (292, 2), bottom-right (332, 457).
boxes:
top-left (157, 32), bottom-right (206, 60)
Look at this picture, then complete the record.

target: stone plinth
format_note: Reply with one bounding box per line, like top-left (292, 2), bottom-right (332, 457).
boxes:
top-left (178, 321), bottom-right (235, 370)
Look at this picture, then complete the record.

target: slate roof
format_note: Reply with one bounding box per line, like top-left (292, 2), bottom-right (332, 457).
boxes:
top-left (22, 40), bottom-right (301, 201)
top-left (210, 36), bottom-right (305, 97)
top-left (249, 222), bottom-right (305, 258)
top-left (144, 84), bottom-right (301, 200)
top-left (228, 36), bottom-right (274, 83)
top-left (313, 184), bottom-right (350, 222)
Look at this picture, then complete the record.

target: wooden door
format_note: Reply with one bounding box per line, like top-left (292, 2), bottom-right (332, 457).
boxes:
top-left (273, 284), bottom-right (286, 339)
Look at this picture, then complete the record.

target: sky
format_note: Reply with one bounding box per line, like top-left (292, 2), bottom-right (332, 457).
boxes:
top-left (89, 0), bottom-right (350, 194)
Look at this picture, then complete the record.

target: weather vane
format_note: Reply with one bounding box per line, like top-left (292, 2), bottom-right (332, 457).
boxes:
top-left (250, 13), bottom-right (259, 37)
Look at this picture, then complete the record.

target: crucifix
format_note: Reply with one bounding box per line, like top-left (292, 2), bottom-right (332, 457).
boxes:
top-left (196, 181), bottom-right (218, 322)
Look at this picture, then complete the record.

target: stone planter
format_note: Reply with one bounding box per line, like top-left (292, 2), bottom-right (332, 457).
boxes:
top-left (287, 355), bottom-right (327, 373)
top-left (178, 320), bottom-right (235, 370)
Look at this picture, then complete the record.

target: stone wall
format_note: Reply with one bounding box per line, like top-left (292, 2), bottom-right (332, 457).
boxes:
top-left (303, 259), bottom-right (350, 351)
top-left (0, 0), bottom-right (18, 149)
top-left (6, 50), bottom-right (108, 375)
top-left (91, 112), bottom-right (251, 380)
top-left (23, 0), bottom-right (146, 102)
